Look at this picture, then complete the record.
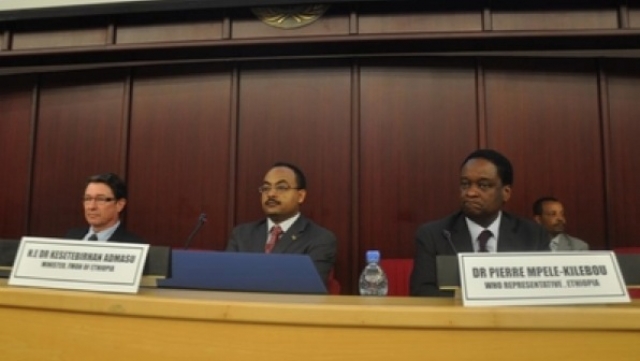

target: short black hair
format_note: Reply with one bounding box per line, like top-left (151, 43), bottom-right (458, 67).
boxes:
top-left (86, 173), bottom-right (127, 199)
top-left (461, 149), bottom-right (514, 186)
top-left (532, 196), bottom-right (559, 216)
top-left (272, 162), bottom-right (306, 190)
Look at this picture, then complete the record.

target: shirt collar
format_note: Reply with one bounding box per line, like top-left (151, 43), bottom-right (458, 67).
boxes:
top-left (465, 212), bottom-right (502, 245)
top-left (88, 220), bottom-right (120, 242)
top-left (267, 213), bottom-right (301, 234)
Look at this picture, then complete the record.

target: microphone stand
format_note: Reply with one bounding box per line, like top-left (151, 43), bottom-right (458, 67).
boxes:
top-left (184, 213), bottom-right (207, 250)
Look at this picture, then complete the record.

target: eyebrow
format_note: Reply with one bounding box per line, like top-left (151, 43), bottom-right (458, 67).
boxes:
top-left (263, 179), bottom-right (290, 185)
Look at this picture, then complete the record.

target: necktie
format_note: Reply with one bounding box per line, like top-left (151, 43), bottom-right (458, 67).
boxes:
top-left (265, 225), bottom-right (282, 254)
top-left (88, 233), bottom-right (98, 241)
top-left (477, 229), bottom-right (492, 253)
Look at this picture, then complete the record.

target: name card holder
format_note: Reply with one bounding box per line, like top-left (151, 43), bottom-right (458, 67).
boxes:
top-left (457, 251), bottom-right (630, 307)
top-left (9, 236), bottom-right (149, 293)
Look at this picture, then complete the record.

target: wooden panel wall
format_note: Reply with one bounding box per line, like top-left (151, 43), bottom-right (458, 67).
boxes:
top-left (0, 75), bottom-right (34, 237)
top-left (126, 64), bottom-right (233, 249)
top-left (359, 59), bottom-right (478, 261)
top-left (3, 60), bottom-right (640, 293)
top-left (2, 1), bottom-right (640, 292)
top-left (28, 69), bottom-right (128, 237)
top-left (484, 59), bottom-right (606, 249)
top-left (603, 59), bottom-right (640, 248)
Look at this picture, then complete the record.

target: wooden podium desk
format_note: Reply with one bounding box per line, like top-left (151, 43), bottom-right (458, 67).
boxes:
top-left (1, 280), bottom-right (639, 361)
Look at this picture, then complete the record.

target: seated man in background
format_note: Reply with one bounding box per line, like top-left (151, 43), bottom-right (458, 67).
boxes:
top-left (226, 162), bottom-right (337, 283)
top-left (533, 196), bottom-right (589, 251)
top-left (65, 173), bottom-right (145, 243)
top-left (410, 149), bottom-right (549, 297)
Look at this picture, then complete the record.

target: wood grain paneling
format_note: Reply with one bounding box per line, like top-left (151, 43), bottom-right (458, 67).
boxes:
top-left (358, 5), bottom-right (483, 34)
top-left (602, 59), bottom-right (640, 248)
top-left (493, 9), bottom-right (618, 31)
top-left (484, 59), bottom-right (605, 249)
top-left (0, 75), bottom-right (34, 238)
top-left (29, 69), bottom-right (128, 237)
top-left (116, 12), bottom-right (223, 44)
top-left (236, 61), bottom-right (352, 290)
top-left (11, 18), bottom-right (109, 50)
top-left (359, 59), bottom-right (478, 262)
top-left (231, 9), bottom-right (349, 39)
top-left (630, 6), bottom-right (640, 28)
top-left (126, 64), bottom-right (232, 249)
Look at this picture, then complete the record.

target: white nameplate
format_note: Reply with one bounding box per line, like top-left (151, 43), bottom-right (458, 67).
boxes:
top-left (458, 251), bottom-right (630, 307)
top-left (9, 236), bottom-right (149, 293)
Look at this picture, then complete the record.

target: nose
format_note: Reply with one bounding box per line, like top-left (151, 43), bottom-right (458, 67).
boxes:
top-left (266, 187), bottom-right (280, 197)
top-left (464, 185), bottom-right (480, 197)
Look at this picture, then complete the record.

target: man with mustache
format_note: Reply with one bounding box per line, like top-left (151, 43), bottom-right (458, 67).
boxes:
top-left (65, 173), bottom-right (145, 243)
top-left (226, 162), bottom-right (337, 283)
top-left (409, 149), bottom-right (549, 297)
top-left (533, 197), bottom-right (589, 251)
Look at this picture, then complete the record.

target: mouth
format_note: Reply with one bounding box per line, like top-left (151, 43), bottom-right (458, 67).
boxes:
top-left (463, 200), bottom-right (482, 209)
top-left (264, 200), bottom-right (280, 207)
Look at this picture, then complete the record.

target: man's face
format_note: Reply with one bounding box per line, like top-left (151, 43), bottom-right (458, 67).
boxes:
top-left (83, 182), bottom-right (125, 232)
top-left (535, 201), bottom-right (566, 236)
top-left (460, 158), bottom-right (511, 226)
top-left (260, 166), bottom-right (306, 223)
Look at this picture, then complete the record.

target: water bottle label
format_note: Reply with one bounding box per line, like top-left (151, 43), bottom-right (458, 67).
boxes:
top-left (364, 274), bottom-right (382, 283)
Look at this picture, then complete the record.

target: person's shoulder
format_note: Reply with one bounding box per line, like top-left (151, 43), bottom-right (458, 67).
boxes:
top-left (502, 212), bottom-right (543, 231)
top-left (64, 227), bottom-right (88, 239)
top-left (297, 216), bottom-right (336, 237)
top-left (232, 219), bottom-right (266, 232)
top-left (567, 234), bottom-right (589, 249)
top-left (416, 212), bottom-right (460, 232)
top-left (112, 226), bottom-right (146, 243)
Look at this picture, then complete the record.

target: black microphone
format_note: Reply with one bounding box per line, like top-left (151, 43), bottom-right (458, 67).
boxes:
top-left (183, 213), bottom-right (207, 250)
top-left (442, 230), bottom-right (458, 254)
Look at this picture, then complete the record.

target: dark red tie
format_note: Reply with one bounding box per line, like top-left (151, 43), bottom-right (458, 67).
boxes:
top-left (265, 225), bottom-right (282, 254)
top-left (477, 229), bottom-right (492, 252)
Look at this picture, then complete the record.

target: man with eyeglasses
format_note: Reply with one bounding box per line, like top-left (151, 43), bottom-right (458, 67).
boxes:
top-left (65, 173), bottom-right (145, 243)
top-left (409, 149), bottom-right (549, 297)
top-left (226, 162), bottom-right (337, 283)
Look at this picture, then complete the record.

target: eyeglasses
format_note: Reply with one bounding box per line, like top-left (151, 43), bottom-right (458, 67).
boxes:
top-left (83, 196), bottom-right (116, 205)
top-left (258, 185), bottom-right (300, 194)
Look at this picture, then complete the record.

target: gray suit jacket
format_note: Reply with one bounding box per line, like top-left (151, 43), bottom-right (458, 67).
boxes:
top-left (409, 211), bottom-right (550, 297)
top-left (226, 215), bottom-right (337, 283)
top-left (554, 233), bottom-right (589, 251)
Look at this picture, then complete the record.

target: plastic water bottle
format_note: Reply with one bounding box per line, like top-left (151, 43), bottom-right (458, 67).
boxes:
top-left (358, 250), bottom-right (388, 296)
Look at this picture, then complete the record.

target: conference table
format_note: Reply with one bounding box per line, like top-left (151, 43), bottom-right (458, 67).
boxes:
top-left (1, 280), bottom-right (639, 360)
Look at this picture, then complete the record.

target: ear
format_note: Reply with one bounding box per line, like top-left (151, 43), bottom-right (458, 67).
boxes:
top-left (116, 198), bottom-right (127, 213)
top-left (297, 189), bottom-right (307, 204)
top-left (533, 215), bottom-right (542, 224)
top-left (501, 185), bottom-right (512, 203)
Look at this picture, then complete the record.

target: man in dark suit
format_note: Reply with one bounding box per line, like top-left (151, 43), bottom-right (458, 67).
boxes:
top-left (409, 149), bottom-right (549, 297)
top-left (533, 196), bottom-right (589, 251)
top-left (65, 173), bottom-right (145, 243)
top-left (226, 162), bottom-right (337, 283)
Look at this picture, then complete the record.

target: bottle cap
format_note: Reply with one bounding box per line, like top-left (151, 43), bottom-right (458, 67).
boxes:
top-left (366, 250), bottom-right (380, 263)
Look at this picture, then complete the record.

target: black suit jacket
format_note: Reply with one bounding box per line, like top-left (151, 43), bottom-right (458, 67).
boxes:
top-left (65, 223), bottom-right (146, 244)
top-left (226, 215), bottom-right (337, 283)
top-left (409, 211), bottom-right (550, 297)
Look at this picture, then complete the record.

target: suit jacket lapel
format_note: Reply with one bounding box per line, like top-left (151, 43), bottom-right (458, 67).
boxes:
top-left (497, 213), bottom-right (528, 252)
top-left (449, 214), bottom-right (474, 253)
top-left (250, 221), bottom-right (269, 252)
